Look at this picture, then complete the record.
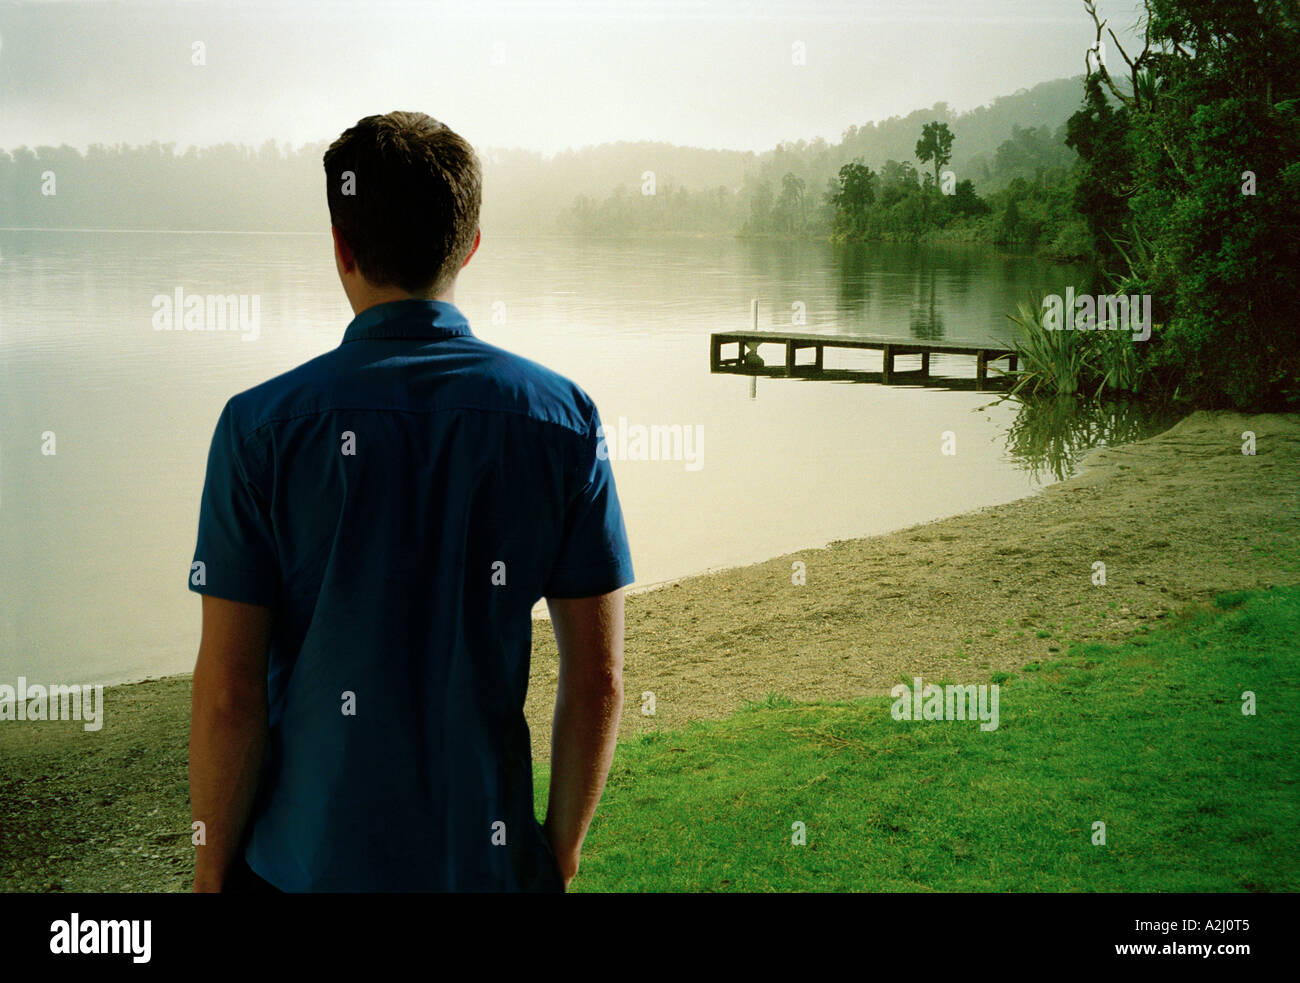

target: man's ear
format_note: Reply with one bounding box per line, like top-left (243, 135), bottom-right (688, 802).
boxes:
top-left (461, 228), bottom-right (481, 269)
top-left (332, 225), bottom-right (356, 272)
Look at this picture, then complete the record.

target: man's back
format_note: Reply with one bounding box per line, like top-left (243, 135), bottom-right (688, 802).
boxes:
top-left (189, 298), bottom-right (634, 890)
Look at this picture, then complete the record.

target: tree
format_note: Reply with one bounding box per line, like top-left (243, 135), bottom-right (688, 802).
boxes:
top-left (948, 179), bottom-right (989, 217)
top-left (879, 159), bottom-right (919, 208)
top-left (747, 179), bottom-right (774, 234)
top-left (773, 172), bottom-right (807, 235)
top-left (915, 121), bottom-right (955, 189)
top-left (1068, 0), bottom-right (1300, 409)
top-left (993, 125), bottom-right (1074, 186)
top-left (1064, 74), bottom-right (1133, 271)
top-left (998, 198), bottom-right (1022, 244)
top-left (828, 159), bottom-right (876, 238)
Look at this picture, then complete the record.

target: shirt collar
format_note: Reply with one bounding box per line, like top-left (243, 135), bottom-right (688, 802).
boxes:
top-left (341, 299), bottom-right (474, 344)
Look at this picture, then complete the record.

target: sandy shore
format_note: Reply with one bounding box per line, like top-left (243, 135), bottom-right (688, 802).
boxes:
top-left (523, 409), bottom-right (1300, 750)
top-left (2, 409), bottom-right (1297, 891)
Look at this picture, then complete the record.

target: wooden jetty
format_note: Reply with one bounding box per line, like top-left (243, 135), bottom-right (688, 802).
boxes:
top-left (710, 301), bottom-right (1018, 390)
top-left (710, 330), bottom-right (1018, 389)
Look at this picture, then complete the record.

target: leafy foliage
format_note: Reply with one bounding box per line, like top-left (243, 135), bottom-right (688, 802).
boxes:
top-left (915, 121), bottom-right (955, 187)
top-left (1006, 293), bottom-right (1143, 399)
top-left (1067, 0), bottom-right (1300, 410)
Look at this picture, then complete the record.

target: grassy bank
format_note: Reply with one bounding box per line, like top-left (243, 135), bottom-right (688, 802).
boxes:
top-left (541, 585), bottom-right (1300, 892)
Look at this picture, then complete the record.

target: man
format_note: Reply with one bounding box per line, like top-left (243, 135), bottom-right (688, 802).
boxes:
top-left (187, 111), bottom-right (633, 892)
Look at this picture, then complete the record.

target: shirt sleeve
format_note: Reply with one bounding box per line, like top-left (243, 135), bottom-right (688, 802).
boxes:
top-left (188, 400), bottom-right (280, 606)
top-left (543, 404), bottom-right (635, 599)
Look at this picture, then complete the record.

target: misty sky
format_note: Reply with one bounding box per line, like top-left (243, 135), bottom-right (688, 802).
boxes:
top-left (0, 0), bottom-right (1148, 156)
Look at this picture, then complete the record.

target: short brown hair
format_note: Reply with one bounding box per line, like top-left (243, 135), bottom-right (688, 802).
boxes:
top-left (323, 112), bottom-right (481, 296)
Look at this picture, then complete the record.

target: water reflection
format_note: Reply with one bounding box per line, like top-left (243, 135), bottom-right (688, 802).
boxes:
top-left (732, 373), bottom-right (1182, 481)
top-left (910, 263), bottom-right (945, 340)
top-left (997, 394), bottom-right (1184, 482)
top-left (823, 240), bottom-right (1089, 344)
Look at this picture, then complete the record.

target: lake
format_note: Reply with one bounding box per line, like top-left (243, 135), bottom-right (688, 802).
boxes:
top-left (0, 229), bottom-right (1152, 686)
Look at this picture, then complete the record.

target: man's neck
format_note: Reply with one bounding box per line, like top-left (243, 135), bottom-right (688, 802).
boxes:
top-left (348, 287), bottom-right (454, 317)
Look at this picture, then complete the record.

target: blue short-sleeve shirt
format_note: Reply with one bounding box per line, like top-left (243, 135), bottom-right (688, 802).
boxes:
top-left (189, 298), bottom-right (634, 891)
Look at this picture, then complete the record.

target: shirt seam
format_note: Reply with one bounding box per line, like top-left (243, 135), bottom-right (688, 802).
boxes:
top-left (341, 327), bottom-right (471, 344)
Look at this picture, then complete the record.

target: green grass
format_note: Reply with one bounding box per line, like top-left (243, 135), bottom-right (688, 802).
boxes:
top-left (536, 586), bottom-right (1300, 892)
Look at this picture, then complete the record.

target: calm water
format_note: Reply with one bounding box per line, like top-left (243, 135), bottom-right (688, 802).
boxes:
top-left (1, 230), bottom-right (1127, 686)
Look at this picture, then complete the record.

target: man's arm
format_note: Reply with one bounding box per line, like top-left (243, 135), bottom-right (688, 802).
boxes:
top-left (189, 594), bottom-right (274, 892)
top-left (542, 588), bottom-right (625, 889)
